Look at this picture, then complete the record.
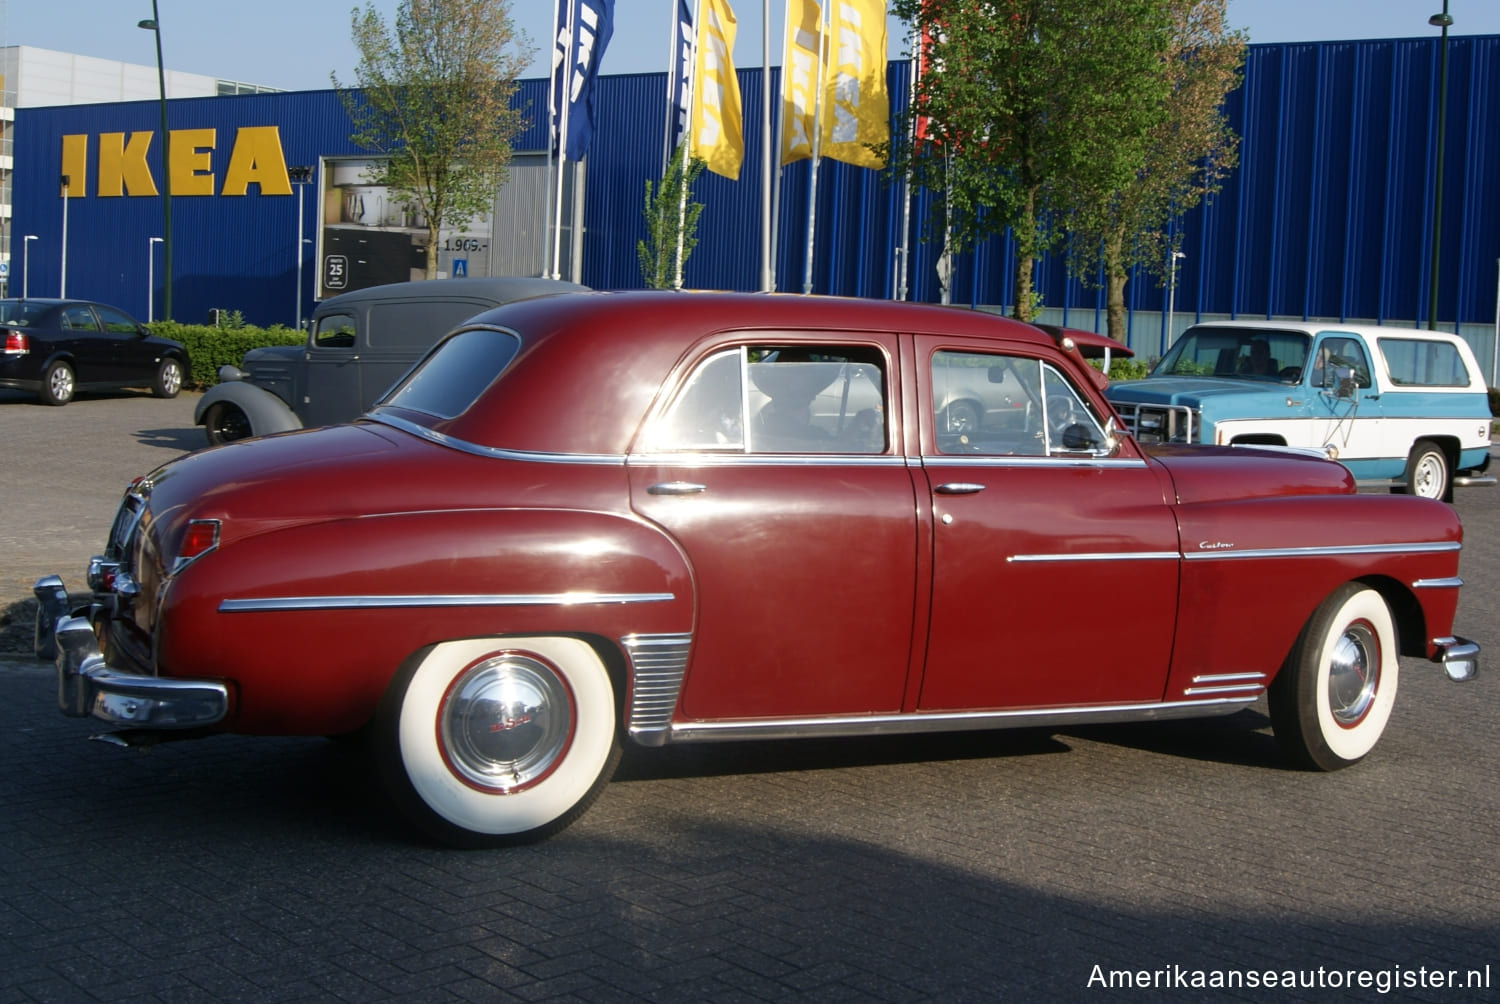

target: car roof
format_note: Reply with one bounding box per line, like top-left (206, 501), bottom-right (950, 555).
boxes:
top-left (1185, 319), bottom-right (1466, 342)
top-left (314, 276), bottom-right (587, 312)
top-left (405, 290), bottom-right (1061, 457)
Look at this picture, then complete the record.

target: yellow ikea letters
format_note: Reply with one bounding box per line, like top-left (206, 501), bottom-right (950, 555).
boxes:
top-left (60, 126), bottom-right (293, 197)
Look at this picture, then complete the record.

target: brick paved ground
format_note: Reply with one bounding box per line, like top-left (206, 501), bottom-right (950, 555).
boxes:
top-left (2, 391), bottom-right (1496, 1001)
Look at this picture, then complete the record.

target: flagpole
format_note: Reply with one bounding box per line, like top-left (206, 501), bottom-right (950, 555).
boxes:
top-left (771, 0), bottom-right (793, 294)
top-left (663, 0), bottom-right (680, 176)
top-left (801, 0), bottom-right (826, 295)
top-left (896, 30), bottom-right (919, 301)
top-left (552, 0), bottom-right (577, 281)
top-left (676, 0), bottom-right (703, 290)
top-left (759, 0), bottom-right (772, 292)
top-left (543, 0), bottom-right (561, 277)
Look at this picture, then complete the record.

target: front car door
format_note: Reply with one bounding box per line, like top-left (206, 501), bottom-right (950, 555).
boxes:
top-left (96, 304), bottom-right (156, 384)
top-left (302, 309), bottom-right (362, 427)
top-left (1305, 333), bottom-right (1383, 472)
top-left (628, 336), bottom-right (920, 721)
top-left (914, 337), bottom-right (1182, 710)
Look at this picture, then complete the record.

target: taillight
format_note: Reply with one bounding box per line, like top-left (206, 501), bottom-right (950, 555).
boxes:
top-left (173, 519), bottom-right (221, 572)
top-left (2, 329), bottom-right (27, 355)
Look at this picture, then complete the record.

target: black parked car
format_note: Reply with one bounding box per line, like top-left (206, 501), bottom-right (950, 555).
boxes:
top-left (0, 298), bottom-right (189, 406)
top-left (196, 277), bottom-right (584, 445)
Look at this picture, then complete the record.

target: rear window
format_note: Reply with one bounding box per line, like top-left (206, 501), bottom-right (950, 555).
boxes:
top-left (1379, 338), bottom-right (1471, 387)
top-left (377, 327), bottom-right (520, 418)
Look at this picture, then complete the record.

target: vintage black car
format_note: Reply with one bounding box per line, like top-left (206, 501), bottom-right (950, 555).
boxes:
top-left (195, 277), bottom-right (585, 444)
top-left (0, 298), bottom-right (188, 406)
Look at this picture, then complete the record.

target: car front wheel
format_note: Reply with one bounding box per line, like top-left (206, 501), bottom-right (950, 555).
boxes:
top-left (202, 402), bottom-right (253, 445)
top-left (1269, 583), bottom-right (1398, 771)
top-left (376, 636), bottom-right (621, 846)
top-left (41, 360), bottom-right (75, 406)
top-left (153, 358), bottom-right (183, 398)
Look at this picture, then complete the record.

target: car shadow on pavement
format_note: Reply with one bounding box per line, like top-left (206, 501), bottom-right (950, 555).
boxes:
top-left (134, 425), bottom-right (203, 451)
top-left (1060, 707), bottom-right (1282, 769)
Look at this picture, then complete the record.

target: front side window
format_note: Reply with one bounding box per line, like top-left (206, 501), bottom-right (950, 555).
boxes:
top-left (313, 312), bottom-right (357, 349)
top-left (1379, 338), bottom-right (1470, 388)
top-left (650, 344), bottom-right (888, 455)
top-left (932, 350), bottom-right (1109, 456)
top-left (1309, 335), bottom-right (1373, 390)
top-left (95, 305), bottom-right (140, 334)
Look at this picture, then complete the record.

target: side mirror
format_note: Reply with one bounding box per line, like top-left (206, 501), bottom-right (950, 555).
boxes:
top-left (1060, 424), bottom-right (1098, 451)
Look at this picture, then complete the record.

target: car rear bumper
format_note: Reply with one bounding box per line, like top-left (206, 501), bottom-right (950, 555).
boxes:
top-left (34, 575), bottom-right (229, 728)
top-left (1432, 635), bottom-right (1480, 682)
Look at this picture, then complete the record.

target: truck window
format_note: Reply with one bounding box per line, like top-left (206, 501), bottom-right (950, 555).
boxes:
top-left (1380, 338), bottom-right (1471, 387)
top-left (313, 312), bottom-right (357, 349)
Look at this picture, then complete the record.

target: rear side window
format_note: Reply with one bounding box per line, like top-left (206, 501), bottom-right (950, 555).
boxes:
top-left (378, 328), bottom-right (521, 418)
top-left (1380, 338), bottom-right (1471, 387)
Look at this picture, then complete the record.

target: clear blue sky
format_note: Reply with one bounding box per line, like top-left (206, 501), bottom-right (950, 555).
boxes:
top-left (6, 1), bottom-right (1498, 94)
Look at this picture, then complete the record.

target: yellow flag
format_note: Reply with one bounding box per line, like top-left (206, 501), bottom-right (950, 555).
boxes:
top-left (821, 0), bottom-right (888, 169)
top-left (780, 0), bottom-right (822, 165)
top-left (690, 0), bottom-right (744, 180)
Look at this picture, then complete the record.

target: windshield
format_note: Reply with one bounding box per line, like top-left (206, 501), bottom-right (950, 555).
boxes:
top-left (1153, 327), bottom-right (1311, 383)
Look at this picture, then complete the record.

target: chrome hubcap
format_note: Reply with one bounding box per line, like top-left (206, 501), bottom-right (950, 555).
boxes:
top-left (51, 367), bottom-right (73, 398)
top-left (1327, 621), bottom-right (1379, 726)
top-left (439, 654), bottom-right (572, 791)
top-left (162, 363), bottom-right (181, 394)
top-left (1413, 455), bottom-right (1444, 498)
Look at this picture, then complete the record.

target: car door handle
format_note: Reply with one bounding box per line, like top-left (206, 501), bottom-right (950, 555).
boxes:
top-left (934, 482), bottom-right (986, 495)
top-left (648, 481), bottom-right (707, 496)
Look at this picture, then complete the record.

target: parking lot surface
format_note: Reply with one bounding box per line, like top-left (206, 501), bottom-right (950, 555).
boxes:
top-left (2, 390), bottom-right (1497, 1000)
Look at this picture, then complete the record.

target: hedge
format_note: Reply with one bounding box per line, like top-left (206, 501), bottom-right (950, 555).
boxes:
top-left (145, 320), bottom-right (303, 389)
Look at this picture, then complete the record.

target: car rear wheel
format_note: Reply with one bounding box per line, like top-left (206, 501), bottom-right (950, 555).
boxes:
top-left (940, 400), bottom-right (981, 435)
top-left (40, 361), bottom-right (75, 406)
top-left (1268, 583), bottom-right (1398, 771)
top-left (1397, 440), bottom-right (1450, 501)
top-left (202, 402), bottom-right (253, 445)
top-left (153, 358), bottom-right (183, 398)
top-left (376, 636), bottom-right (621, 847)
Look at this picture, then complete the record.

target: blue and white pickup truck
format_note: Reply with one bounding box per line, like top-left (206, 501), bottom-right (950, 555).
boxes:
top-left (1106, 320), bottom-right (1495, 500)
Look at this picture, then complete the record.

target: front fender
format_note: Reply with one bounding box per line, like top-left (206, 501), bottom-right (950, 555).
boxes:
top-left (195, 382), bottom-right (303, 437)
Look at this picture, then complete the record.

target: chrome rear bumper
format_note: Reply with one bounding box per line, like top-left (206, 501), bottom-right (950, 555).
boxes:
top-left (34, 575), bottom-right (229, 729)
top-left (1432, 635), bottom-right (1480, 682)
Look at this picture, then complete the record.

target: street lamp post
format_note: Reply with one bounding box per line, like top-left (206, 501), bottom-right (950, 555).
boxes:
top-left (287, 166), bottom-right (314, 327)
top-left (139, 4), bottom-right (172, 320)
top-left (22, 235), bottom-right (37, 300)
top-left (1166, 250), bottom-right (1186, 349)
top-left (60, 175), bottom-right (70, 298)
top-left (147, 237), bottom-right (164, 322)
top-left (1427, 0), bottom-right (1453, 331)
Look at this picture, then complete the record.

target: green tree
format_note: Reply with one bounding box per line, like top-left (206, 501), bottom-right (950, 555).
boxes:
top-left (891, 0), bottom-right (1175, 322)
top-left (637, 145), bottom-right (706, 289)
top-left (335, 0), bottom-right (527, 279)
top-left (1063, 0), bottom-right (1244, 342)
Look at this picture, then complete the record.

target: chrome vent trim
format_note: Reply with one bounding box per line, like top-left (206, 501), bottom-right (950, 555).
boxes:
top-left (1184, 671), bottom-right (1268, 696)
top-left (622, 632), bottom-right (693, 747)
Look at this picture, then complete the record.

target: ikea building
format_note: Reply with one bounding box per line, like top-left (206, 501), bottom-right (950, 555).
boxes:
top-left (8, 34), bottom-right (1500, 372)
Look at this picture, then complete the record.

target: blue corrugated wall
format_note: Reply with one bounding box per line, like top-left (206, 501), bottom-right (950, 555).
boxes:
top-left (11, 35), bottom-right (1500, 361)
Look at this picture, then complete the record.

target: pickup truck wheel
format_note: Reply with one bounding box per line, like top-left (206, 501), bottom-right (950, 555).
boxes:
top-left (152, 358), bottom-right (183, 398)
top-left (376, 636), bottom-right (621, 847)
top-left (202, 402), bottom-right (253, 445)
top-left (1400, 441), bottom-right (1449, 501)
top-left (41, 360), bottom-right (75, 406)
top-left (1268, 583), bottom-right (1397, 771)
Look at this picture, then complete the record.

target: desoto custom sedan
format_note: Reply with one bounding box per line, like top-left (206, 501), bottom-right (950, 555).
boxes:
top-left (36, 292), bottom-right (1479, 846)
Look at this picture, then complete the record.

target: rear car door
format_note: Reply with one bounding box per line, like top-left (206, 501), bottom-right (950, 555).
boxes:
top-left (914, 336), bottom-right (1182, 710)
top-left (628, 335), bottom-right (921, 720)
top-left (57, 304), bottom-right (109, 382)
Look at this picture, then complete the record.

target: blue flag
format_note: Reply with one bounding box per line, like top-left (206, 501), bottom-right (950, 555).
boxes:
top-left (552, 0), bottom-right (615, 161)
top-left (667, 0), bottom-right (695, 151)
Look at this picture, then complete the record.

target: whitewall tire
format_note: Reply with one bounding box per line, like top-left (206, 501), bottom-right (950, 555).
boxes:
top-left (377, 636), bottom-right (621, 846)
top-left (1269, 584), bottom-right (1398, 771)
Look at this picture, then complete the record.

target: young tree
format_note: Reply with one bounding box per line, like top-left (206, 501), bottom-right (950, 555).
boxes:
top-left (891, 0), bottom-right (1175, 322)
top-left (335, 0), bottom-right (527, 279)
top-left (1063, 0), bottom-right (1245, 342)
top-left (637, 145), bottom-right (706, 289)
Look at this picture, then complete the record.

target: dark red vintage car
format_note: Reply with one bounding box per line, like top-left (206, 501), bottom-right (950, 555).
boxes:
top-left (36, 292), bottom-right (1478, 845)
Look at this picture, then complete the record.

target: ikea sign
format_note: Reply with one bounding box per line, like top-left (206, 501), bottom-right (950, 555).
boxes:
top-left (59, 126), bottom-right (294, 197)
